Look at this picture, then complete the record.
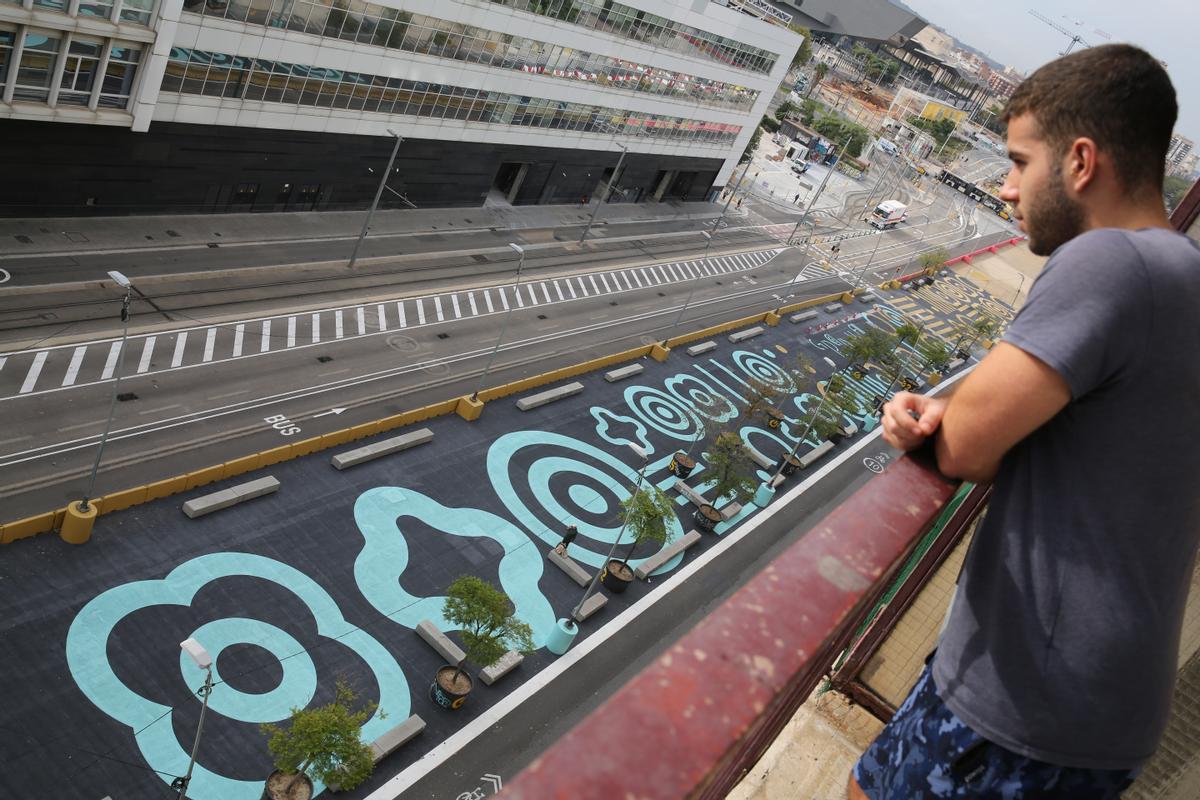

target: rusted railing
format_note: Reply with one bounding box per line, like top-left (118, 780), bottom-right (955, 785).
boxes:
top-left (500, 448), bottom-right (965, 799)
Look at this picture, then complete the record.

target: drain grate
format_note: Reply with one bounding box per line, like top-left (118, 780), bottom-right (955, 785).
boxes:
top-left (116, 392), bottom-right (138, 402)
top-left (537, 314), bottom-right (547, 320)
top-left (715, 280), bottom-right (723, 285)
top-left (437, 332), bottom-right (449, 339)
top-left (14, 235), bottom-right (32, 244)
top-left (317, 355), bottom-right (333, 363)
top-left (145, 235), bottom-right (154, 240)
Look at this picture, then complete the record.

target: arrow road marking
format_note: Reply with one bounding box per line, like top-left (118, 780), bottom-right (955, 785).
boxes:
top-left (481, 774), bottom-right (502, 793)
top-left (313, 407), bottom-right (347, 418)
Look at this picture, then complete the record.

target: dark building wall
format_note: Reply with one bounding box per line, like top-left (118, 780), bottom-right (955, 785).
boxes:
top-left (0, 119), bottom-right (724, 217)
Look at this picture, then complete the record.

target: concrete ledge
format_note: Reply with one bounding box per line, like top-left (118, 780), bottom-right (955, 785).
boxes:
top-left (947, 357), bottom-right (965, 371)
top-left (416, 619), bottom-right (465, 665)
top-left (728, 326), bottom-right (764, 343)
top-left (479, 650), bottom-right (524, 686)
top-left (857, 293), bottom-right (877, 303)
top-left (331, 428), bottom-right (433, 470)
top-left (686, 341), bottom-right (718, 356)
top-left (573, 593), bottom-right (608, 622)
top-left (369, 715), bottom-right (425, 762)
top-left (548, 548), bottom-right (591, 587)
top-left (182, 476), bottom-right (279, 519)
top-left (768, 473), bottom-right (786, 489)
top-left (516, 381), bottom-right (585, 411)
top-left (673, 479), bottom-right (710, 508)
top-left (604, 363), bottom-right (644, 383)
top-left (635, 530), bottom-right (702, 580)
top-left (824, 303), bottom-right (843, 313)
top-left (798, 440), bottom-right (835, 469)
top-left (746, 444), bottom-right (775, 470)
top-left (719, 502), bottom-right (742, 521)
top-left (789, 310), bottom-right (818, 324)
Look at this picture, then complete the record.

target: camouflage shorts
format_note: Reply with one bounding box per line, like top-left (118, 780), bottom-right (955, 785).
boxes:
top-left (853, 665), bottom-right (1141, 799)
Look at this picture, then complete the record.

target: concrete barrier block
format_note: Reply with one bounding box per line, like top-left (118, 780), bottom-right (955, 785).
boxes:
top-left (673, 479), bottom-right (709, 508)
top-left (948, 357), bottom-right (965, 371)
top-left (185, 464), bottom-right (225, 491)
top-left (98, 485), bottom-right (147, 514)
top-left (857, 293), bottom-right (877, 303)
top-left (516, 381), bottom-right (585, 411)
top-left (479, 650), bottom-right (524, 686)
top-left (746, 444), bottom-right (775, 470)
top-left (258, 444), bottom-right (293, 467)
top-left (769, 474), bottom-right (786, 489)
top-left (548, 548), bottom-right (591, 587)
top-left (416, 619), bottom-right (465, 665)
top-left (368, 715), bottom-right (425, 762)
top-left (604, 363), bottom-right (644, 383)
top-left (728, 326), bottom-right (765, 343)
top-left (332, 428), bottom-right (434, 470)
top-left (790, 311), bottom-right (818, 324)
top-left (685, 341), bottom-right (717, 356)
top-left (634, 530), bottom-right (703, 579)
top-left (719, 502), bottom-right (742, 521)
top-left (572, 593), bottom-right (608, 622)
top-left (182, 488), bottom-right (239, 519)
top-left (145, 475), bottom-right (187, 502)
top-left (824, 303), bottom-right (844, 313)
top-left (232, 476), bottom-right (280, 501)
top-left (0, 510), bottom-right (57, 544)
top-left (222, 454), bottom-right (261, 480)
top-left (798, 440), bottom-right (835, 469)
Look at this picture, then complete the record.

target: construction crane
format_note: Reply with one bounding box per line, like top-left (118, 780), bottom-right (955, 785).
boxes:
top-left (1028, 10), bottom-right (1091, 55)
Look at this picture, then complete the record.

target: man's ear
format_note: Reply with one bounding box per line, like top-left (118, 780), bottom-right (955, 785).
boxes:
top-left (1066, 136), bottom-right (1098, 193)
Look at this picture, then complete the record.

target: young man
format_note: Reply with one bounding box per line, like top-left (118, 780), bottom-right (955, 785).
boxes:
top-left (851, 44), bottom-right (1200, 799)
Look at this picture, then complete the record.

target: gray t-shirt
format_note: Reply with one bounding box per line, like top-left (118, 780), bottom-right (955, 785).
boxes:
top-left (932, 227), bottom-right (1200, 770)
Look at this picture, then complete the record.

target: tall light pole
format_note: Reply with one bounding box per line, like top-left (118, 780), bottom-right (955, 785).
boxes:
top-left (579, 143), bottom-right (628, 245)
top-left (80, 270), bottom-right (133, 514)
top-left (767, 357), bottom-right (839, 486)
top-left (174, 638), bottom-right (214, 800)
top-left (471, 243), bottom-right (526, 402)
top-left (348, 128), bottom-right (402, 270)
top-left (787, 138), bottom-right (851, 247)
top-left (664, 231), bottom-right (712, 346)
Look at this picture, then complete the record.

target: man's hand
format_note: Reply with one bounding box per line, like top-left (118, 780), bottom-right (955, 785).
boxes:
top-left (881, 392), bottom-right (948, 451)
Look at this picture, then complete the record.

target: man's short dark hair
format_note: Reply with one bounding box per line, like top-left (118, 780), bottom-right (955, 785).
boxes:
top-left (1003, 44), bottom-right (1177, 192)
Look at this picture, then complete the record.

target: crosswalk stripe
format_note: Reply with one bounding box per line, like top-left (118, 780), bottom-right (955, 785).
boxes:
top-left (397, 301), bottom-right (406, 328)
top-left (631, 270), bottom-right (644, 288)
top-left (484, 290), bottom-right (495, 313)
top-left (589, 275), bottom-right (599, 294)
top-left (335, 310), bottom-right (344, 339)
top-left (0, 356), bottom-right (5, 373)
top-left (233, 325), bottom-right (244, 357)
top-left (356, 306), bottom-right (366, 335)
top-left (62, 346), bottom-right (86, 387)
top-left (434, 296), bottom-right (444, 321)
top-left (287, 318), bottom-right (296, 348)
top-left (512, 286), bottom-right (522, 308)
top-left (137, 336), bottom-right (156, 373)
top-left (540, 283), bottom-right (552, 303)
top-left (103, 341), bottom-right (123, 378)
top-left (576, 277), bottom-right (588, 296)
top-left (639, 268), bottom-right (653, 285)
top-left (501, 287), bottom-right (511, 310)
top-left (468, 293), bottom-right (478, 315)
top-left (655, 266), bottom-right (670, 283)
top-left (172, 332), bottom-right (188, 367)
top-left (417, 299), bottom-right (427, 324)
top-left (553, 281), bottom-right (565, 301)
top-left (622, 272), bottom-right (634, 290)
top-left (600, 273), bottom-right (612, 292)
top-left (20, 351), bottom-right (47, 394)
top-left (204, 329), bottom-right (217, 361)
top-left (686, 262), bottom-right (700, 278)
top-left (377, 304), bottom-right (387, 331)
top-left (567, 279), bottom-right (577, 298)
top-left (260, 320), bottom-right (271, 353)
top-left (527, 284), bottom-right (538, 305)
top-left (312, 314), bottom-right (321, 343)
top-left (451, 294), bottom-right (462, 318)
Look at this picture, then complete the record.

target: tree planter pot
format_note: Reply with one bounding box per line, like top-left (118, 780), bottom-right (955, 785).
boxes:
top-left (764, 408), bottom-right (786, 429)
top-left (777, 454), bottom-right (802, 477)
top-left (693, 504), bottom-right (722, 532)
top-left (669, 451), bottom-right (696, 478)
top-left (601, 559), bottom-right (634, 594)
top-left (262, 770), bottom-right (313, 800)
top-left (430, 665), bottom-right (473, 710)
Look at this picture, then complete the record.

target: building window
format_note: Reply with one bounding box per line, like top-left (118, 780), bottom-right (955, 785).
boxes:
top-left (33, 0), bottom-right (69, 11)
top-left (118, 0), bottom-right (154, 26)
top-left (14, 30), bottom-right (61, 103)
top-left (78, 0), bottom-right (116, 19)
top-left (98, 42), bottom-right (140, 108)
top-left (59, 37), bottom-right (103, 106)
top-left (0, 27), bottom-right (14, 86)
top-left (232, 183), bottom-right (259, 205)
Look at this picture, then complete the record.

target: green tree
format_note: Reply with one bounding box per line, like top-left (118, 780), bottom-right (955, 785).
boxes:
top-left (774, 100), bottom-right (798, 121)
top-left (788, 24), bottom-right (813, 71)
top-left (917, 246), bottom-right (949, 272)
top-left (800, 98), bottom-right (820, 125)
top-left (918, 337), bottom-right (951, 372)
top-left (442, 576), bottom-right (535, 685)
top-left (260, 680), bottom-right (379, 795)
top-left (705, 431), bottom-right (759, 506)
top-left (617, 484), bottom-right (677, 564)
top-left (806, 62), bottom-right (830, 99)
top-left (1164, 174), bottom-right (1191, 213)
top-left (811, 115), bottom-right (869, 158)
top-left (740, 125), bottom-right (763, 163)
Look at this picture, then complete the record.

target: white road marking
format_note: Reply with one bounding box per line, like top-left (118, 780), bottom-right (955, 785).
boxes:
top-left (137, 336), bottom-right (156, 373)
top-left (600, 273), bottom-right (612, 292)
top-left (655, 266), bottom-right (670, 283)
top-left (576, 277), bottom-right (588, 296)
top-left (484, 290), bottom-right (495, 313)
top-left (287, 318), bottom-right (296, 348)
top-left (416, 299), bottom-right (426, 325)
top-left (312, 314), bottom-right (321, 343)
top-left (232, 325), bottom-right (244, 357)
top-left (511, 287), bottom-right (521, 308)
top-left (566, 280), bottom-right (577, 299)
top-left (356, 306), bottom-right (366, 335)
top-left (203, 329), bottom-right (216, 362)
top-left (171, 332), bottom-right (188, 367)
top-left (639, 267), bottom-right (653, 285)
top-left (335, 310), bottom-right (344, 339)
top-left (630, 270), bottom-right (644, 288)
top-left (260, 320), bottom-right (271, 353)
top-left (377, 304), bottom-right (387, 331)
top-left (62, 347), bottom-right (86, 387)
top-left (434, 296), bottom-right (444, 321)
top-left (19, 352), bottom-right (47, 393)
top-left (451, 294), bottom-right (462, 318)
top-left (540, 283), bottom-right (552, 303)
top-left (0, 356), bottom-right (5, 373)
top-left (622, 272), bottom-right (634, 289)
top-left (527, 285), bottom-right (538, 305)
top-left (396, 301), bottom-right (406, 328)
top-left (468, 293), bottom-right (478, 315)
top-left (553, 281), bottom-right (565, 301)
top-left (588, 275), bottom-right (599, 294)
top-left (102, 341), bottom-right (123, 377)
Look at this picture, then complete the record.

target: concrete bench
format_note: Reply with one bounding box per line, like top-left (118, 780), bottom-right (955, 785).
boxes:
top-left (479, 650), bottom-right (524, 686)
top-left (182, 476), bottom-right (279, 519)
top-left (719, 502), bottom-right (743, 521)
top-left (789, 310), bottom-right (818, 324)
top-left (798, 440), bottom-right (835, 469)
top-left (768, 473), bottom-right (786, 489)
top-left (370, 715), bottom-right (425, 761)
top-left (686, 341), bottom-right (717, 356)
top-left (516, 381), bottom-right (584, 411)
top-left (857, 293), bottom-right (877, 303)
top-left (824, 303), bottom-right (844, 313)
top-left (947, 357), bottom-right (965, 371)
top-left (331, 428), bottom-right (433, 470)
top-left (728, 326), bottom-right (764, 343)
top-left (673, 479), bottom-right (710, 508)
top-left (747, 444), bottom-right (775, 470)
top-left (841, 421), bottom-right (858, 438)
top-left (416, 619), bottom-right (465, 665)
top-left (635, 530), bottom-right (703, 579)
top-left (573, 592), bottom-right (608, 622)
top-left (547, 548), bottom-right (591, 587)
top-left (604, 363), bottom-right (644, 383)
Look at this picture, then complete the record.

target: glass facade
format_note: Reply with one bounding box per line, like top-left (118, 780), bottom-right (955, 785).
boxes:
top-left (186, 2), bottom-right (759, 111)
top-left (0, 21), bottom-right (141, 110)
top-left (161, 47), bottom-right (742, 144)
top-left (100, 43), bottom-right (141, 108)
top-left (58, 36), bottom-right (103, 106)
top-left (14, 30), bottom-right (61, 102)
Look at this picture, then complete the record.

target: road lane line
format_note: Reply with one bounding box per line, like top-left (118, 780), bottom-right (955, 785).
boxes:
top-left (600, 273), bottom-right (612, 292)
top-left (139, 403), bottom-right (181, 416)
top-left (203, 329), bottom-right (216, 362)
top-left (335, 310), bottom-right (344, 339)
top-left (356, 306), bottom-right (366, 335)
top-left (19, 352), bottom-right (47, 393)
top-left (171, 332), bottom-right (188, 367)
top-left (232, 325), bottom-right (244, 357)
top-left (467, 293), bottom-right (478, 315)
top-left (287, 318), bottom-right (296, 348)
top-left (377, 304), bottom-right (387, 331)
top-left (527, 285), bottom-right (538, 305)
top-left (102, 341), bottom-right (122, 378)
top-left (312, 314), bottom-right (321, 343)
top-left (137, 336), bottom-right (156, 373)
top-left (640, 267), bottom-right (654, 285)
top-left (622, 272), bottom-right (634, 289)
top-left (260, 320), bottom-right (271, 353)
top-left (566, 280), bottom-right (577, 299)
top-left (396, 301), bottom-right (406, 328)
top-left (451, 294), bottom-right (462, 318)
top-left (62, 347), bottom-right (87, 386)
top-left (417, 299), bottom-right (427, 324)
top-left (434, 296), bottom-right (444, 321)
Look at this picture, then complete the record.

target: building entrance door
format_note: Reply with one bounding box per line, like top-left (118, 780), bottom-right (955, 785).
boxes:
top-left (493, 162), bottom-right (530, 203)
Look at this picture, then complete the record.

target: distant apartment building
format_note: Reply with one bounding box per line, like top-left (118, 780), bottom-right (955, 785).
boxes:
top-left (1167, 133), bottom-right (1196, 178)
top-left (0, 0), bottom-right (799, 216)
top-left (986, 69), bottom-right (1020, 100)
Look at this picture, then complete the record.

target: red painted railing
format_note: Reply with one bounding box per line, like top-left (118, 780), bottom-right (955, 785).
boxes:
top-left (896, 235), bottom-right (1026, 284)
top-left (500, 449), bottom-right (962, 800)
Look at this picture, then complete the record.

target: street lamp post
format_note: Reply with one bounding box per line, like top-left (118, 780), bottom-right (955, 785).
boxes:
top-left (79, 270), bottom-right (133, 514)
top-left (174, 638), bottom-right (214, 800)
top-left (471, 243), bottom-right (526, 402)
top-left (664, 231), bottom-right (712, 346)
top-left (787, 138), bottom-right (851, 247)
top-left (766, 357), bottom-right (840, 486)
top-left (579, 143), bottom-right (628, 245)
top-left (348, 129), bottom-right (402, 270)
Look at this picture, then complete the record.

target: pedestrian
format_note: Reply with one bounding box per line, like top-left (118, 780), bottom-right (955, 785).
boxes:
top-left (857, 45), bottom-right (1200, 800)
top-left (736, 197), bottom-right (742, 208)
top-left (554, 525), bottom-right (578, 556)
top-left (793, 193), bottom-right (801, 203)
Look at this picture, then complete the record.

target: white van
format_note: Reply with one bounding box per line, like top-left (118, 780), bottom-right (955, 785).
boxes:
top-left (876, 139), bottom-right (899, 156)
top-left (870, 200), bottom-right (908, 229)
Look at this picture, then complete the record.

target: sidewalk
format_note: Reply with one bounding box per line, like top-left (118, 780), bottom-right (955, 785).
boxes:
top-left (0, 199), bottom-right (732, 257)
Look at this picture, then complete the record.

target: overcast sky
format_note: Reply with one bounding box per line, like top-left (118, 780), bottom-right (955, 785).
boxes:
top-left (897, 0), bottom-right (1197, 144)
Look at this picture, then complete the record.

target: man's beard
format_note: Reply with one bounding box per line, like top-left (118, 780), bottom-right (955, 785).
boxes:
top-left (1024, 171), bottom-right (1086, 256)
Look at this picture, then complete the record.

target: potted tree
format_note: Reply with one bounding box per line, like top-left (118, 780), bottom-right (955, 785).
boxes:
top-left (775, 373), bottom-right (860, 477)
top-left (670, 392), bottom-right (725, 479)
top-left (694, 431), bottom-right (758, 532)
top-left (433, 576), bottom-right (534, 711)
top-left (260, 680), bottom-right (378, 800)
top-left (602, 484), bottom-right (676, 593)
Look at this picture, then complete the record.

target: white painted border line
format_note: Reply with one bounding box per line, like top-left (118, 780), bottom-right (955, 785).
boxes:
top-left (363, 370), bottom-right (971, 800)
